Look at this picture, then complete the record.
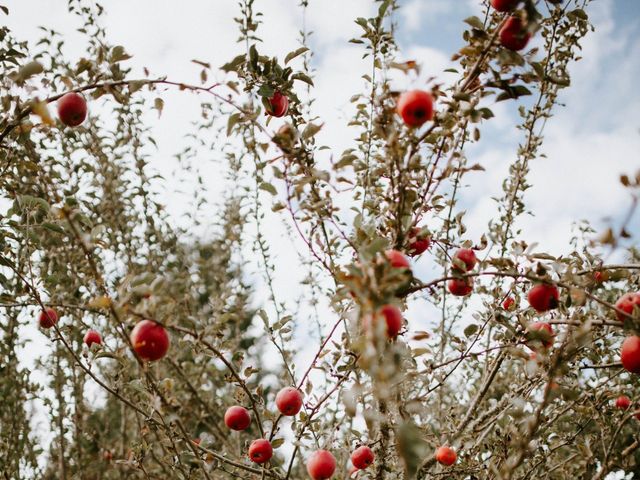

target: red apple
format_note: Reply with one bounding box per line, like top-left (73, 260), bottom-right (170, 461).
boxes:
top-left (593, 271), bottom-right (606, 283)
top-left (307, 450), bottom-right (336, 480)
top-left (621, 336), bottom-right (640, 374)
top-left (275, 387), bottom-right (304, 416)
top-left (397, 90), bottom-right (434, 127)
top-left (614, 292), bottom-right (640, 322)
top-left (499, 16), bottom-right (531, 51)
top-left (615, 395), bottom-right (631, 410)
top-left (435, 446), bottom-right (457, 466)
top-left (385, 249), bottom-right (410, 269)
top-left (224, 406), bottom-right (251, 431)
top-left (491, 0), bottom-right (519, 11)
top-left (266, 91), bottom-right (289, 117)
top-left (57, 92), bottom-right (87, 127)
top-left (38, 307), bottom-right (59, 329)
top-left (363, 305), bottom-right (403, 339)
top-left (407, 227), bottom-right (431, 257)
top-left (130, 320), bottom-right (170, 361)
top-left (351, 445), bottom-right (374, 470)
top-left (248, 439), bottom-right (272, 464)
top-left (447, 278), bottom-right (473, 297)
top-left (452, 248), bottom-right (477, 272)
top-left (527, 284), bottom-right (559, 313)
top-left (527, 321), bottom-right (554, 349)
top-left (83, 329), bottom-right (102, 347)
top-left (502, 297), bottom-right (515, 311)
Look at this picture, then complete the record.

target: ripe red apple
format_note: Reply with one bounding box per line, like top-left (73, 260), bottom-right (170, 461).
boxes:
top-left (248, 439), bottom-right (273, 464)
top-left (83, 329), bottom-right (102, 347)
top-left (593, 271), bottom-right (606, 283)
top-left (385, 249), bottom-right (410, 269)
top-left (275, 387), bottom-right (304, 416)
top-left (363, 305), bottom-right (403, 339)
top-left (502, 296), bottom-right (515, 311)
top-left (621, 336), bottom-right (640, 374)
top-left (527, 321), bottom-right (554, 349)
top-left (615, 395), bottom-right (631, 410)
top-left (266, 91), bottom-right (289, 117)
top-left (452, 248), bottom-right (477, 272)
top-left (130, 320), bottom-right (170, 361)
top-left (397, 90), bottom-right (434, 127)
top-left (57, 92), bottom-right (88, 127)
top-left (527, 284), bottom-right (559, 313)
top-left (614, 292), bottom-right (640, 322)
top-left (435, 446), bottom-right (457, 466)
top-left (39, 307), bottom-right (59, 329)
top-left (307, 450), bottom-right (337, 480)
top-left (407, 227), bottom-right (431, 257)
top-left (447, 278), bottom-right (473, 297)
top-left (499, 16), bottom-right (531, 51)
top-left (491, 0), bottom-right (519, 11)
top-left (224, 406), bottom-right (251, 430)
top-left (351, 445), bottom-right (374, 470)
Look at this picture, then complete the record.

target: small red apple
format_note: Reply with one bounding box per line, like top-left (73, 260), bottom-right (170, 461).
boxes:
top-left (614, 292), bottom-right (640, 322)
top-left (364, 305), bottom-right (403, 339)
top-left (499, 16), bottom-right (531, 51)
top-left (130, 320), bottom-right (170, 361)
top-left (266, 91), bottom-right (289, 117)
top-left (83, 329), bottom-right (102, 347)
top-left (447, 278), bottom-right (473, 297)
top-left (57, 92), bottom-right (88, 127)
top-left (435, 446), bottom-right (457, 466)
top-left (502, 296), bottom-right (515, 311)
top-left (307, 449), bottom-right (336, 480)
top-left (385, 249), bottom-right (410, 269)
top-left (275, 387), bottom-right (304, 416)
top-left (615, 395), bottom-right (631, 410)
top-left (407, 227), bottom-right (431, 257)
top-left (527, 284), bottom-right (559, 313)
top-left (527, 321), bottom-right (554, 349)
top-left (621, 336), bottom-right (640, 374)
top-left (593, 271), bottom-right (605, 283)
top-left (491, 0), bottom-right (519, 11)
top-left (351, 445), bottom-right (374, 470)
top-left (38, 307), bottom-right (59, 329)
top-left (248, 439), bottom-right (273, 464)
top-left (224, 406), bottom-right (251, 430)
top-left (452, 248), bottom-right (477, 272)
top-left (397, 90), bottom-right (434, 127)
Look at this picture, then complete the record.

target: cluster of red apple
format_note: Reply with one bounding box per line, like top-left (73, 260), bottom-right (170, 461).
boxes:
top-left (57, 87), bottom-right (289, 131)
top-left (39, 310), bottom-right (170, 361)
top-left (224, 387), bottom-right (374, 479)
top-left (491, 0), bottom-right (564, 51)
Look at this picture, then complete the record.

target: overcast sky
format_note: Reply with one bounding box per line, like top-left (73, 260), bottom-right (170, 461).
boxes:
top-left (4, 1), bottom-right (640, 476)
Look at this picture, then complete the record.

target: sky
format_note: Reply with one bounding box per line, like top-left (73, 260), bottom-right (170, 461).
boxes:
top-left (3, 0), bottom-right (640, 477)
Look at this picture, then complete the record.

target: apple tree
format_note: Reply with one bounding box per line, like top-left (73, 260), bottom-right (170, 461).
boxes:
top-left (1, 0), bottom-right (639, 479)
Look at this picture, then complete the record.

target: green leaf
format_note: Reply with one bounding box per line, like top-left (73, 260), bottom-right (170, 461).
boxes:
top-left (110, 45), bottom-right (132, 63)
top-left (271, 438), bottom-right (285, 448)
top-left (226, 112), bottom-right (242, 137)
top-left (17, 195), bottom-right (49, 212)
top-left (221, 54), bottom-right (246, 73)
top-left (464, 324), bottom-right (479, 338)
top-left (284, 47), bottom-right (309, 65)
top-left (41, 222), bottom-right (65, 234)
top-left (259, 182), bottom-right (277, 196)
top-left (154, 97), bottom-right (164, 117)
top-left (301, 123), bottom-right (322, 140)
top-left (464, 16), bottom-right (485, 31)
top-left (291, 72), bottom-right (314, 86)
top-left (12, 61), bottom-right (43, 84)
